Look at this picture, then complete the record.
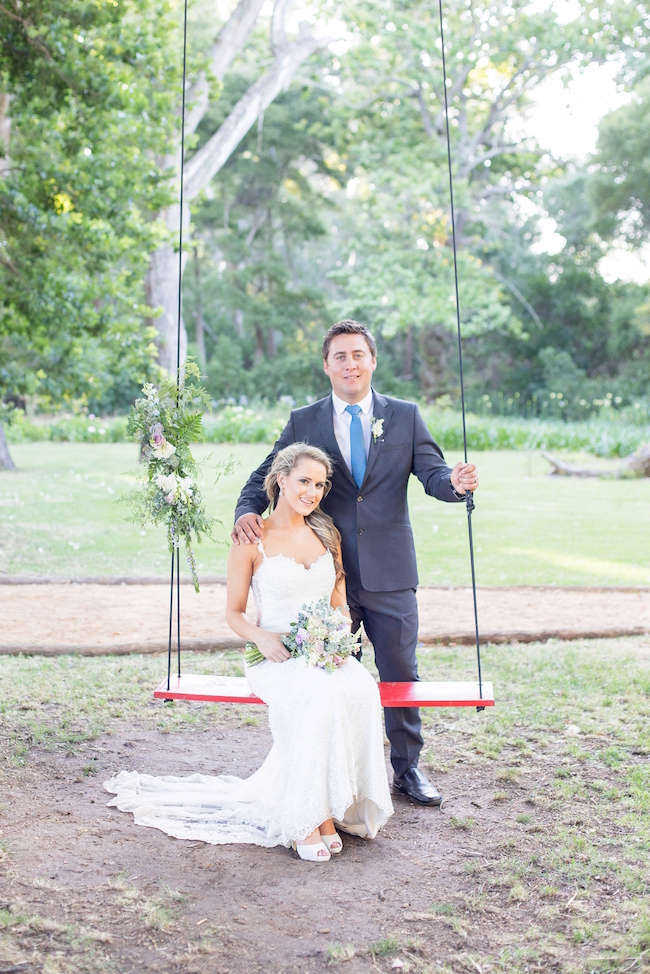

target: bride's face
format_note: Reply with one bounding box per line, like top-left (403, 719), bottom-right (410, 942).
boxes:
top-left (278, 460), bottom-right (328, 516)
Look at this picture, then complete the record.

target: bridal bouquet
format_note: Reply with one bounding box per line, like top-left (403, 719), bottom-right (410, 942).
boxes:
top-left (245, 598), bottom-right (358, 671)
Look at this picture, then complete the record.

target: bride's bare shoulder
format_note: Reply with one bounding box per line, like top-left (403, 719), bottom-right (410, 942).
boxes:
top-left (228, 530), bottom-right (264, 568)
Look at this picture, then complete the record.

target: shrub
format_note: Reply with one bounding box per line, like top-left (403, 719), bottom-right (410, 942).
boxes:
top-left (4, 403), bottom-right (649, 459)
top-left (5, 413), bottom-right (128, 443)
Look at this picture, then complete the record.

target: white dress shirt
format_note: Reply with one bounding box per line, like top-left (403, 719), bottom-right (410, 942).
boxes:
top-left (331, 389), bottom-right (373, 474)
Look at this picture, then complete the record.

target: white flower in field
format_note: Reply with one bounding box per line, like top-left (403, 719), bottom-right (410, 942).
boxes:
top-left (152, 439), bottom-right (176, 459)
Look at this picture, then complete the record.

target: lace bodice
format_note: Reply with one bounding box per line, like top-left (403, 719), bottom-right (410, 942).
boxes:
top-left (251, 541), bottom-right (336, 632)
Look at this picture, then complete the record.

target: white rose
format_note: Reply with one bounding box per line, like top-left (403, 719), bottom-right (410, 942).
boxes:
top-left (155, 473), bottom-right (178, 503)
top-left (152, 439), bottom-right (176, 459)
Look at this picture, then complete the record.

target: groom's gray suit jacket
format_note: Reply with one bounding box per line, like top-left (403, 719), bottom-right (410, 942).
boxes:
top-left (234, 391), bottom-right (463, 593)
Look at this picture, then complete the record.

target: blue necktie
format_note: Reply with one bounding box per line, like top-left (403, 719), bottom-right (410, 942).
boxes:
top-left (345, 404), bottom-right (366, 488)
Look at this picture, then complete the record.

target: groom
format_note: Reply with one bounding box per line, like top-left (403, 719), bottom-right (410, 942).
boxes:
top-left (232, 319), bottom-right (479, 806)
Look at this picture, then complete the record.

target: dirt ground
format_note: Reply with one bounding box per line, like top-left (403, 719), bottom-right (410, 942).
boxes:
top-left (1, 582), bottom-right (649, 654)
top-left (0, 712), bottom-right (633, 974)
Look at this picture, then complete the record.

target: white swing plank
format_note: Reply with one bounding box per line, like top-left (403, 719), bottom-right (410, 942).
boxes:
top-left (154, 674), bottom-right (494, 708)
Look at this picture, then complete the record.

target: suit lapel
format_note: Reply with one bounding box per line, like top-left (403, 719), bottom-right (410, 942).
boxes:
top-left (317, 397), bottom-right (357, 489)
top-left (360, 391), bottom-right (393, 488)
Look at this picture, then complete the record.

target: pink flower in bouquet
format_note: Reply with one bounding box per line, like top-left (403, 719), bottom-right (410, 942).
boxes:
top-left (150, 423), bottom-right (164, 446)
top-left (295, 627), bottom-right (310, 646)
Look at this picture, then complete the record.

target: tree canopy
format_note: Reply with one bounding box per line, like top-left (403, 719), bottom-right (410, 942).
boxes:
top-left (0, 0), bottom-right (181, 412)
top-left (1, 0), bottom-right (648, 423)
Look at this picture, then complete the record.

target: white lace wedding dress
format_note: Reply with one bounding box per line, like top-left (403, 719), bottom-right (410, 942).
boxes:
top-left (104, 544), bottom-right (393, 848)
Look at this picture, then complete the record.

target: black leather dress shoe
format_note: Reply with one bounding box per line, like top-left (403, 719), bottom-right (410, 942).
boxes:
top-left (393, 768), bottom-right (442, 806)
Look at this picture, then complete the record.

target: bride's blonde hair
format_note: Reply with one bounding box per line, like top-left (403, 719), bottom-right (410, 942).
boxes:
top-left (265, 443), bottom-right (344, 581)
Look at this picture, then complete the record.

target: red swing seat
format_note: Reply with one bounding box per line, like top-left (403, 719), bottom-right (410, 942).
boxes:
top-left (154, 674), bottom-right (494, 708)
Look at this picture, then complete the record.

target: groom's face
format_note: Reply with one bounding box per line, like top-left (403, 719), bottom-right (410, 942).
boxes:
top-left (323, 334), bottom-right (377, 403)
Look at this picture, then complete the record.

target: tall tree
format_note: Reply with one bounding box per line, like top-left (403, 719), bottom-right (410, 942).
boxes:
top-left (184, 81), bottom-right (334, 402)
top-left (148, 0), bottom-right (332, 374)
top-left (590, 76), bottom-right (650, 246)
top-left (0, 0), bottom-right (179, 467)
top-left (314, 0), bottom-right (641, 397)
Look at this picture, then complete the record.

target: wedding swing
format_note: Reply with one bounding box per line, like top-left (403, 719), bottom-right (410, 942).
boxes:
top-left (154, 0), bottom-right (494, 713)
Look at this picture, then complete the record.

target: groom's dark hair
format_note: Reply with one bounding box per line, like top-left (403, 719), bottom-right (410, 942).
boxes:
top-left (322, 319), bottom-right (377, 361)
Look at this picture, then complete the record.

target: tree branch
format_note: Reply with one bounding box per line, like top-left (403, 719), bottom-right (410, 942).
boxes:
top-left (271, 0), bottom-right (294, 53)
top-left (185, 0), bottom-right (267, 136)
top-left (415, 83), bottom-right (434, 138)
top-left (460, 141), bottom-right (525, 177)
top-left (183, 32), bottom-right (329, 201)
top-left (245, 207), bottom-right (268, 246)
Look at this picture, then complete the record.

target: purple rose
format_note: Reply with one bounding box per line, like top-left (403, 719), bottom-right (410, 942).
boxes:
top-left (295, 627), bottom-right (309, 646)
top-left (150, 422), bottom-right (164, 447)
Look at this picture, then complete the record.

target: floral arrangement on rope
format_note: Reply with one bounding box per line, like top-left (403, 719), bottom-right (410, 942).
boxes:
top-left (121, 362), bottom-right (217, 592)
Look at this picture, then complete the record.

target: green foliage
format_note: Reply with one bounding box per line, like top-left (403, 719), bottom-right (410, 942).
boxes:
top-left (120, 363), bottom-right (218, 591)
top-left (0, 0), bottom-right (181, 411)
top-left (6, 400), bottom-right (649, 458)
top-left (5, 411), bottom-right (128, 443)
top-left (1, 0), bottom-right (648, 420)
top-left (185, 83), bottom-right (334, 401)
top-left (590, 77), bottom-right (650, 244)
top-left (461, 171), bottom-right (650, 410)
top-left (316, 0), bottom-right (627, 367)
top-left (202, 403), bottom-right (288, 444)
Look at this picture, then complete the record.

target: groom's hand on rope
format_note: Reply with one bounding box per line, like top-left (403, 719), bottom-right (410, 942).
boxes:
top-left (232, 513), bottom-right (265, 545)
top-left (451, 462), bottom-right (479, 495)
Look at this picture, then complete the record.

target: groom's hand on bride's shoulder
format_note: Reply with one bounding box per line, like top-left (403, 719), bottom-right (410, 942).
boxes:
top-left (232, 513), bottom-right (265, 545)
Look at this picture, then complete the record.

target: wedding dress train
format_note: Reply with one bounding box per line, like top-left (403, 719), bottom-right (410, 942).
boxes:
top-left (104, 544), bottom-right (393, 848)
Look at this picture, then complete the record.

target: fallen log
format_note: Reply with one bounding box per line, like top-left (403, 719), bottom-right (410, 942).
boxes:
top-left (542, 442), bottom-right (650, 478)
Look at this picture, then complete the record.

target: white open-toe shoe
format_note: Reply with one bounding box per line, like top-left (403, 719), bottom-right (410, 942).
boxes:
top-left (291, 840), bottom-right (331, 862)
top-left (320, 831), bottom-right (343, 854)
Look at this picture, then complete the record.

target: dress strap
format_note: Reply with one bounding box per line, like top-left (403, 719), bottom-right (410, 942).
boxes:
top-left (257, 539), bottom-right (266, 558)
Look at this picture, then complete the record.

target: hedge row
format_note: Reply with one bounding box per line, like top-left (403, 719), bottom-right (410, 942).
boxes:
top-left (5, 404), bottom-right (649, 458)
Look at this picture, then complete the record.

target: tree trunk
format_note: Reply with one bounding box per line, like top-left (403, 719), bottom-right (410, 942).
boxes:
top-left (183, 33), bottom-right (325, 201)
top-left (0, 422), bottom-right (16, 471)
top-left (147, 1), bottom-right (329, 376)
top-left (192, 247), bottom-right (207, 373)
top-left (145, 203), bottom-right (188, 376)
top-left (419, 325), bottom-right (449, 400)
top-left (403, 324), bottom-right (413, 379)
top-left (0, 92), bottom-right (10, 176)
top-left (254, 323), bottom-right (264, 365)
top-left (542, 445), bottom-right (650, 478)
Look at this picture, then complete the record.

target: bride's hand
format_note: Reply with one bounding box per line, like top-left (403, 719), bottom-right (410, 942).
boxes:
top-left (256, 632), bottom-right (291, 663)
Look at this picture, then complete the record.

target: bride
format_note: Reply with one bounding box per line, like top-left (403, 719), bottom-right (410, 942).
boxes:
top-left (105, 443), bottom-right (393, 862)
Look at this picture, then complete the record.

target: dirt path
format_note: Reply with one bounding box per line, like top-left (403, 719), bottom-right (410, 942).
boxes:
top-left (0, 716), bottom-right (628, 974)
top-left (1, 581), bottom-right (648, 654)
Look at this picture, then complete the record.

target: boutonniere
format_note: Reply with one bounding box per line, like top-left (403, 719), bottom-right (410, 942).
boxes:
top-left (370, 416), bottom-right (384, 442)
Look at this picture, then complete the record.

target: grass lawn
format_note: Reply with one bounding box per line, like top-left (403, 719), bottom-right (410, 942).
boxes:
top-left (0, 442), bottom-right (649, 585)
top-left (1, 636), bottom-right (649, 972)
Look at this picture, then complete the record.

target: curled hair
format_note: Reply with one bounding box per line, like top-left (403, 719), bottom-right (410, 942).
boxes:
top-left (321, 318), bottom-right (377, 361)
top-left (264, 443), bottom-right (344, 581)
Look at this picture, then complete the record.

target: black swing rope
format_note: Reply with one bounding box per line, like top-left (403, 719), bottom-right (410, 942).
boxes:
top-left (437, 0), bottom-right (484, 706)
top-left (166, 0), bottom-right (484, 703)
top-left (166, 0), bottom-right (189, 692)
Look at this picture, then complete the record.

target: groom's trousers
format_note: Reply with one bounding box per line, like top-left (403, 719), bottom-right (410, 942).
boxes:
top-left (347, 587), bottom-right (422, 779)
